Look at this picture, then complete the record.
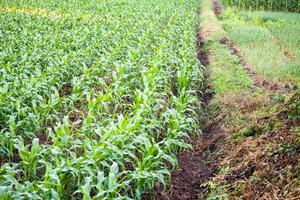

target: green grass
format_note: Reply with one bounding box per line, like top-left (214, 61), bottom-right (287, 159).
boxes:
top-left (220, 8), bottom-right (300, 85)
top-left (0, 0), bottom-right (202, 199)
top-left (208, 42), bottom-right (254, 94)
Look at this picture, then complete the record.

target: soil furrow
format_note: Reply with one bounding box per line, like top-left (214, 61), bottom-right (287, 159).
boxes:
top-left (154, 28), bottom-right (223, 200)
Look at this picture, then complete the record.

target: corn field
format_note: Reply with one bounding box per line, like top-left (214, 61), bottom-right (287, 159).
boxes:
top-left (223, 0), bottom-right (300, 12)
top-left (0, 0), bottom-right (202, 199)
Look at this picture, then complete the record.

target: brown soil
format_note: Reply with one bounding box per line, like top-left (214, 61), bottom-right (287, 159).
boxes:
top-left (197, 33), bottom-right (210, 67)
top-left (154, 139), bottom-right (213, 199)
top-left (59, 83), bottom-right (73, 97)
top-left (197, 31), bottom-right (214, 107)
top-left (213, 0), bottom-right (222, 16)
top-left (38, 130), bottom-right (53, 145)
top-left (219, 37), bottom-right (291, 94)
top-left (154, 121), bottom-right (224, 200)
top-left (69, 110), bottom-right (86, 129)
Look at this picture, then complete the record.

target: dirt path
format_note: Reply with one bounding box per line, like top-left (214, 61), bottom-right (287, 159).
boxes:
top-left (155, 137), bottom-right (216, 200)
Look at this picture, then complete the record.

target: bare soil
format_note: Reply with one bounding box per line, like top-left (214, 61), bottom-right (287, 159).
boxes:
top-left (155, 139), bottom-right (214, 199)
top-left (59, 82), bottom-right (73, 97)
top-left (38, 130), bottom-right (53, 145)
top-left (155, 118), bottom-right (225, 200)
top-left (213, 0), bottom-right (222, 16)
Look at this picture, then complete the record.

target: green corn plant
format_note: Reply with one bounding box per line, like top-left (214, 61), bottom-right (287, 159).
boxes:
top-left (14, 137), bottom-right (42, 181)
top-left (0, 0), bottom-right (202, 198)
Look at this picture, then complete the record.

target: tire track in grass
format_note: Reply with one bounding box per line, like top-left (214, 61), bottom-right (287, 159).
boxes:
top-left (213, 0), bottom-right (293, 95)
top-left (219, 37), bottom-right (291, 94)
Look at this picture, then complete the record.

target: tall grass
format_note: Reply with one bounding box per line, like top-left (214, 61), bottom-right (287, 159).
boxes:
top-left (223, 0), bottom-right (300, 13)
